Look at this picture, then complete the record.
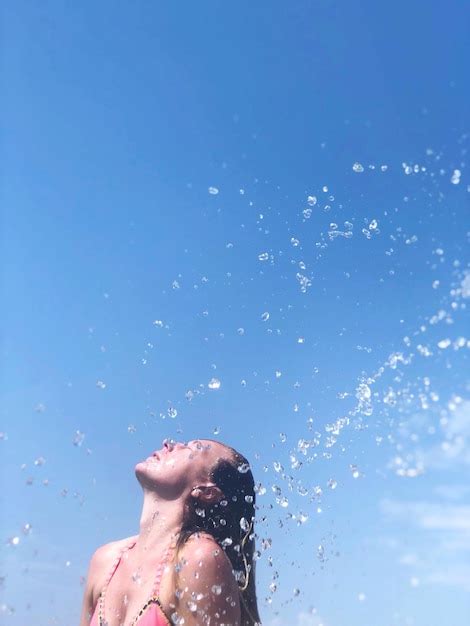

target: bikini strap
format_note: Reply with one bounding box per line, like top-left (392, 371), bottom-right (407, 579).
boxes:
top-left (150, 536), bottom-right (178, 597)
top-left (103, 539), bottom-right (137, 591)
top-left (98, 539), bottom-right (137, 625)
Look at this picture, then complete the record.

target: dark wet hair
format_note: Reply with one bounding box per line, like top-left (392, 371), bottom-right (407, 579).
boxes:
top-left (173, 442), bottom-right (261, 625)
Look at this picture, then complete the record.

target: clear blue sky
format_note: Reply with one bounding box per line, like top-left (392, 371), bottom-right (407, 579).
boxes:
top-left (1, 2), bottom-right (469, 625)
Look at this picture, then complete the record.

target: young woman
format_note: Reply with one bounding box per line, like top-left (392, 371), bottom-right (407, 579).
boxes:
top-left (79, 438), bottom-right (261, 626)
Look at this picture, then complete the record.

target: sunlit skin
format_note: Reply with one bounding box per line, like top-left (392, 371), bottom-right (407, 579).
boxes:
top-left (79, 439), bottom-right (242, 626)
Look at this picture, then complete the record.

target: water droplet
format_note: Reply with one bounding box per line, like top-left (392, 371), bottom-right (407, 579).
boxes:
top-left (451, 169), bottom-right (461, 185)
top-left (327, 478), bottom-right (338, 490)
top-left (72, 431), bottom-right (85, 447)
top-left (258, 252), bottom-right (269, 261)
top-left (307, 195), bottom-right (317, 206)
top-left (208, 186), bottom-right (219, 195)
top-left (238, 463), bottom-right (250, 474)
top-left (186, 601), bottom-right (197, 612)
top-left (349, 464), bottom-right (362, 479)
top-left (261, 312), bottom-right (270, 322)
top-left (437, 339), bottom-right (451, 349)
top-left (208, 378), bottom-right (221, 390)
top-left (96, 380), bottom-right (106, 389)
top-left (7, 536), bottom-right (20, 547)
top-left (352, 162), bottom-right (364, 173)
top-left (171, 611), bottom-right (185, 624)
top-left (254, 482), bottom-right (266, 495)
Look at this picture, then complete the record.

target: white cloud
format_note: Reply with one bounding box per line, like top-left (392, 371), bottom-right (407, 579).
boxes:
top-left (380, 498), bottom-right (470, 531)
top-left (425, 564), bottom-right (470, 592)
top-left (380, 497), bottom-right (470, 591)
top-left (399, 553), bottom-right (419, 566)
top-left (298, 612), bottom-right (327, 626)
top-left (420, 399), bottom-right (470, 469)
top-left (433, 484), bottom-right (470, 500)
top-left (268, 611), bottom-right (327, 626)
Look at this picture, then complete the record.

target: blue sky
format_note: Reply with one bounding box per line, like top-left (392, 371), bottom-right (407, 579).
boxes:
top-left (1, 2), bottom-right (469, 625)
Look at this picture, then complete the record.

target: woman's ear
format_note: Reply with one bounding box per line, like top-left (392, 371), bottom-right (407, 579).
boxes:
top-left (191, 484), bottom-right (224, 503)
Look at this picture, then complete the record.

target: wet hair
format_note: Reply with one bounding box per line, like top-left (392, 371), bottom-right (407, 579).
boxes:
top-left (173, 442), bottom-right (261, 625)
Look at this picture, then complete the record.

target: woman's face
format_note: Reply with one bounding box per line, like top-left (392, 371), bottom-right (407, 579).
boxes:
top-left (135, 438), bottom-right (232, 497)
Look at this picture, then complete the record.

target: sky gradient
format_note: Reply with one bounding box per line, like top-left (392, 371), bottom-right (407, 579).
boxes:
top-left (1, 2), bottom-right (469, 625)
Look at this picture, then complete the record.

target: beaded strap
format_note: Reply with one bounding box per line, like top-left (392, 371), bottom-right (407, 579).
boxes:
top-left (150, 538), bottom-right (176, 597)
top-left (99, 540), bottom-right (136, 625)
top-left (129, 597), bottom-right (172, 626)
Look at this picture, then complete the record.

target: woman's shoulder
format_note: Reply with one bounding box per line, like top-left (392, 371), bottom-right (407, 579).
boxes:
top-left (181, 530), bottom-right (220, 551)
top-left (88, 535), bottom-right (138, 603)
top-left (92, 533), bottom-right (138, 561)
top-left (179, 532), bottom-right (234, 573)
top-left (175, 533), bottom-right (241, 623)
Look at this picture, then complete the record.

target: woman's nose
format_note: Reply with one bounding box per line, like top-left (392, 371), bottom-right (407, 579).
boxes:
top-left (162, 438), bottom-right (175, 451)
top-left (162, 438), bottom-right (187, 452)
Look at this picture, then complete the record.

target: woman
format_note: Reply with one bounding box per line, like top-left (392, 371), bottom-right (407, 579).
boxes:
top-left (79, 438), bottom-right (262, 626)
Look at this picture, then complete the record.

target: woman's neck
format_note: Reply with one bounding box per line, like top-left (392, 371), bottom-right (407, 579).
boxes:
top-left (132, 488), bottom-right (185, 559)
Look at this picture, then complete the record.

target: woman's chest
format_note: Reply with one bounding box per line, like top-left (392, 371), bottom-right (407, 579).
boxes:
top-left (99, 559), bottom-right (175, 626)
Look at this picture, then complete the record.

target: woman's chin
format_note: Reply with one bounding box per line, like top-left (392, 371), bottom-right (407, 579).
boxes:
top-left (134, 459), bottom-right (149, 473)
top-left (135, 458), bottom-right (158, 472)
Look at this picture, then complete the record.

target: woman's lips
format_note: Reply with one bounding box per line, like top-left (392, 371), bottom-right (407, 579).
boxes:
top-left (147, 447), bottom-right (172, 462)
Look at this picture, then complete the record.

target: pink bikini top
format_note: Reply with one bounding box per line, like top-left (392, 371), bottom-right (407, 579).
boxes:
top-left (90, 539), bottom-right (175, 626)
